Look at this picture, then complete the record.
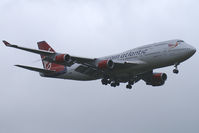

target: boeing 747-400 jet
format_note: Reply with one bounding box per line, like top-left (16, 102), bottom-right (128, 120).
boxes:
top-left (2, 39), bottom-right (196, 89)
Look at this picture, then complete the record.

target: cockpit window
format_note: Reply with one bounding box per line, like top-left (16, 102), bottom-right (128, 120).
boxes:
top-left (177, 40), bottom-right (184, 43)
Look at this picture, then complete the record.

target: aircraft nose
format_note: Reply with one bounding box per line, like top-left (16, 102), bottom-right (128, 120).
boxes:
top-left (190, 46), bottom-right (196, 55)
top-left (187, 44), bottom-right (196, 56)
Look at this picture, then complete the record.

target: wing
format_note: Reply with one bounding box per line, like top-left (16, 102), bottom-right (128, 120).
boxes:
top-left (2, 40), bottom-right (94, 64)
top-left (75, 65), bottom-right (99, 77)
top-left (74, 59), bottom-right (145, 78)
top-left (71, 56), bottom-right (96, 67)
top-left (3, 40), bottom-right (55, 56)
top-left (2, 40), bottom-right (98, 67)
top-left (72, 58), bottom-right (145, 70)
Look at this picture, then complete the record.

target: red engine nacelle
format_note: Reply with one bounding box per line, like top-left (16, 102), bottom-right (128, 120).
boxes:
top-left (152, 73), bottom-right (167, 81)
top-left (150, 73), bottom-right (167, 86)
top-left (98, 60), bottom-right (114, 69)
top-left (54, 54), bottom-right (71, 63)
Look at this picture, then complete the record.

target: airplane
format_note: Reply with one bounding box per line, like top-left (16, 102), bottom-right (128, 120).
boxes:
top-left (2, 39), bottom-right (196, 89)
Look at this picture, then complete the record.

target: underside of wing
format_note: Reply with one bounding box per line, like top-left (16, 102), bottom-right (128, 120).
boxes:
top-left (73, 59), bottom-right (146, 78)
top-left (70, 56), bottom-right (96, 67)
top-left (74, 65), bottom-right (99, 77)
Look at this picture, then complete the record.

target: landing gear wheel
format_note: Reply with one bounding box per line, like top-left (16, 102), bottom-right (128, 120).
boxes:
top-left (173, 63), bottom-right (179, 74)
top-left (111, 83), bottom-right (116, 87)
top-left (116, 82), bottom-right (120, 86)
top-left (101, 79), bottom-right (108, 85)
top-left (173, 69), bottom-right (179, 74)
top-left (107, 80), bottom-right (112, 84)
top-left (126, 84), bottom-right (132, 89)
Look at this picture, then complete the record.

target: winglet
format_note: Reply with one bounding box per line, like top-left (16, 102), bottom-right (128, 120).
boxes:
top-left (2, 40), bottom-right (11, 46)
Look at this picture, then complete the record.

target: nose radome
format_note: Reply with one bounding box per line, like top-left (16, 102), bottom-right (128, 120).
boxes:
top-left (190, 45), bottom-right (196, 55)
top-left (193, 47), bottom-right (196, 53)
top-left (187, 44), bottom-right (196, 55)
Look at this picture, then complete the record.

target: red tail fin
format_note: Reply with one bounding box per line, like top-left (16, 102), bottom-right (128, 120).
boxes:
top-left (37, 41), bottom-right (65, 72)
top-left (38, 41), bottom-right (55, 52)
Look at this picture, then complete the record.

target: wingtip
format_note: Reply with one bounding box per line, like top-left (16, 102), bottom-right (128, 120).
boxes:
top-left (2, 40), bottom-right (11, 46)
top-left (14, 65), bottom-right (21, 67)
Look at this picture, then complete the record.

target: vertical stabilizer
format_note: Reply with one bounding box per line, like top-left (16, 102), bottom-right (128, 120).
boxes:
top-left (37, 41), bottom-right (66, 72)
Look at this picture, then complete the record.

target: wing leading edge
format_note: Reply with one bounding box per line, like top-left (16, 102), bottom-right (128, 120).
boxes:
top-left (3, 40), bottom-right (55, 56)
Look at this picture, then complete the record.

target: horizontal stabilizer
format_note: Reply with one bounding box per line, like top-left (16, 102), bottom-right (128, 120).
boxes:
top-left (15, 65), bottom-right (55, 74)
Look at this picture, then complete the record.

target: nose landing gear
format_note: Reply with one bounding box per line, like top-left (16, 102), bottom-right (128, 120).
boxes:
top-left (173, 69), bottom-right (179, 74)
top-left (173, 63), bottom-right (179, 74)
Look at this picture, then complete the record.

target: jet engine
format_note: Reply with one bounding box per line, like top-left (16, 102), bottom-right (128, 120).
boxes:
top-left (54, 54), bottom-right (71, 64)
top-left (98, 60), bottom-right (114, 69)
top-left (145, 73), bottom-right (167, 86)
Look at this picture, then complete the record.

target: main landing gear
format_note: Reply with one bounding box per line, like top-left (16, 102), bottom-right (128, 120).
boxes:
top-left (101, 78), bottom-right (111, 85)
top-left (126, 84), bottom-right (132, 89)
top-left (101, 78), bottom-right (119, 87)
top-left (126, 81), bottom-right (134, 89)
top-left (101, 76), bottom-right (136, 89)
top-left (173, 63), bottom-right (179, 74)
top-left (110, 81), bottom-right (120, 87)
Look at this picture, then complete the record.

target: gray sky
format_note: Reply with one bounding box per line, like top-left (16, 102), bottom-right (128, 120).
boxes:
top-left (0, 0), bottom-right (199, 133)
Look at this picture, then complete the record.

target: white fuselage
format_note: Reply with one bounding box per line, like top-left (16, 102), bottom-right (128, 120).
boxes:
top-left (52, 40), bottom-right (196, 81)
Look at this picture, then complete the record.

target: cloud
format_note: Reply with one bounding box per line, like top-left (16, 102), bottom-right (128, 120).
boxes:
top-left (0, 0), bottom-right (198, 133)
